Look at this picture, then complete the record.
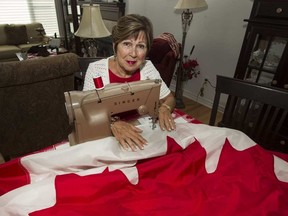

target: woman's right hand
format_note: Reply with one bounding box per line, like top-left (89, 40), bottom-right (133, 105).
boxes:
top-left (111, 121), bottom-right (147, 151)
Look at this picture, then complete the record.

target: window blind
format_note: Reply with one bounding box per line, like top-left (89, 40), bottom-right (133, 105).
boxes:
top-left (0, 0), bottom-right (59, 36)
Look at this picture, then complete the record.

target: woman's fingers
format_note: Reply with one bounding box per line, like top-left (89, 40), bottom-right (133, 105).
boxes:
top-left (111, 121), bottom-right (147, 151)
top-left (158, 107), bottom-right (175, 131)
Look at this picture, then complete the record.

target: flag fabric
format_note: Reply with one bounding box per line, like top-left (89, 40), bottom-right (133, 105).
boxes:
top-left (0, 111), bottom-right (288, 216)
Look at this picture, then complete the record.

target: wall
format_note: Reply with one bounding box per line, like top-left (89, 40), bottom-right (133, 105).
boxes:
top-left (125, 0), bottom-right (254, 109)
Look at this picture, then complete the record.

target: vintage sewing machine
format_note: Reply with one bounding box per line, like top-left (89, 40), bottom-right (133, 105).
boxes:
top-left (64, 79), bottom-right (161, 145)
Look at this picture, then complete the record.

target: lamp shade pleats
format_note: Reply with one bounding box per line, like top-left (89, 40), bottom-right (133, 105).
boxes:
top-left (75, 4), bottom-right (111, 38)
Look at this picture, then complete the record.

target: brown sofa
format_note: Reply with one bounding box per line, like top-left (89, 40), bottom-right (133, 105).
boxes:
top-left (0, 53), bottom-right (80, 161)
top-left (0, 22), bottom-right (47, 62)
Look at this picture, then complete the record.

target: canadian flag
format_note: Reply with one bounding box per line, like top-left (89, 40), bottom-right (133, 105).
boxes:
top-left (0, 115), bottom-right (288, 216)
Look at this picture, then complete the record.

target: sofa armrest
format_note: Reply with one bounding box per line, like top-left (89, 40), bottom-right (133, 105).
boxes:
top-left (0, 53), bottom-right (80, 160)
top-left (147, 38), bottom-right (179, 87)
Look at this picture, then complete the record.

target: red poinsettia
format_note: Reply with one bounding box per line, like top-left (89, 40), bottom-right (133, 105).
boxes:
top-left (182, 55), bottom-right (200, 80)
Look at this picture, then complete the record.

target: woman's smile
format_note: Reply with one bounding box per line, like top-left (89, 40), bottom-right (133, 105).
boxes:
top-left (127, 60), bottom-right (137, 65)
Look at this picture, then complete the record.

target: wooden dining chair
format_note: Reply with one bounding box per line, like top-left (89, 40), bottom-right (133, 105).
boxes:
top-left (209, 75), bottom-right (288, 153)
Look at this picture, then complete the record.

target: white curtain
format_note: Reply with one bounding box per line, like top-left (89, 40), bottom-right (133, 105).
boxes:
top-left (0, 0), bottom-right (59, 36)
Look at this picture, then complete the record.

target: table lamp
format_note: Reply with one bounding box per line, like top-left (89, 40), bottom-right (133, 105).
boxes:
top-left (174, 0), bottom-right (207, 108)
top-left (75, 4), bottom-right (111, 57)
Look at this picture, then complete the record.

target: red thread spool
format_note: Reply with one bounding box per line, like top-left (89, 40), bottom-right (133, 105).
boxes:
top-left (93, 76), bottom-right (104, 90)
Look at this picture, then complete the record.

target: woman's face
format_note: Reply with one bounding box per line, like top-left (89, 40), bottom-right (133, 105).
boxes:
top-left (115, 31), bottom-right (148, 75)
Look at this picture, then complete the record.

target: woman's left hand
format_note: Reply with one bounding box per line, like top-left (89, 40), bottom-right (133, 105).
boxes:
top-left (158, 105), bottom-right (175, 131)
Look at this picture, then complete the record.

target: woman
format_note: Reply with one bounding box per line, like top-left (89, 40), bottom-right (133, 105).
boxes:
top-left (83, 14), bottom-right (176, 151)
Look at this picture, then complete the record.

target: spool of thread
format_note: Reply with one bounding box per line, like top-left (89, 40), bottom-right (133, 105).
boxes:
top-left (93, 76), bottom-right (104, 90)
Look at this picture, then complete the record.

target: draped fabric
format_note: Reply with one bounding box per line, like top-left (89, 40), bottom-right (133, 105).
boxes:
top-left (157, 32), bottom-right (181, 58)
top-left (1, 110), bottom-right (288, 215)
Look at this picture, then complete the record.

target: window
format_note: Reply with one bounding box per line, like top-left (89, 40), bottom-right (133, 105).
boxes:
top-left (0, 0), bottom-right (59, 36)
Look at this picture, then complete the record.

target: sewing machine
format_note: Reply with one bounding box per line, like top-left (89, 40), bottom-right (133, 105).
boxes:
top-left (64, 79), bottom-right (161, 145)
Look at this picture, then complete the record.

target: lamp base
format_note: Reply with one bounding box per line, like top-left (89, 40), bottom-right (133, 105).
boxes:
top-left (175, 97), bottom-right (185, 109)
top-left (82, 39), bottom-right (98, 57)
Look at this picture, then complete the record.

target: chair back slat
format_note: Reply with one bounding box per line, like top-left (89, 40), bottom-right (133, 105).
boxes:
top-left (276, 110), bottom-right (288, 132)
top-left (237, 98), bottom-right (251, 130)
top-left (261, 106), bottom-right (277, 143)
top-left (245, 100), bottom-right (262, 137)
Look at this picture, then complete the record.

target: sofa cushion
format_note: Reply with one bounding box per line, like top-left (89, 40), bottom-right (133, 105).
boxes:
top-left (0, 45), bottom-right (21, 60)
top-left (26, 22), bottom-right (45, 44)
top-left (18, 43), bottom-right (42, 53)
top-left (4, 24), bottom-right (28, 45)
top-left (0, 24), bottom-right (9, 46)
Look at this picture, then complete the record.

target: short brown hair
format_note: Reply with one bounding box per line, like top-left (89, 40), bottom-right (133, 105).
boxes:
top-left (112, 14), bottom-right (153, 54)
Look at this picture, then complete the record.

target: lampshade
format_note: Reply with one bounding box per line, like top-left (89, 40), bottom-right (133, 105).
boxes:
top-left (75, 4), bottom-right (111, 38)
top-left (175, 0), bottom-right (207, 9)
